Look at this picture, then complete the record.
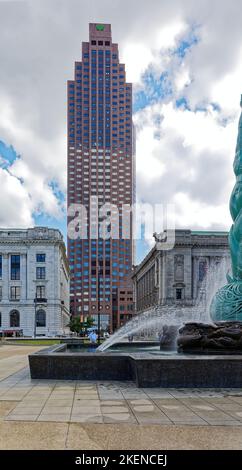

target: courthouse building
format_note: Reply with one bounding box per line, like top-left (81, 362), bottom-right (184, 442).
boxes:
top-left (132, 230), bottom-right (230, 314)
top-left (0, 227), bottom-right (70, 337)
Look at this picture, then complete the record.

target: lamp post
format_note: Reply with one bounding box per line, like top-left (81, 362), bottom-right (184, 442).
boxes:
top-left (34, 290), bottom-right (37, 338)
top-left (97, 215), bottom-right (105, 346)
top-left (97, 257), bottom-right (101, 345)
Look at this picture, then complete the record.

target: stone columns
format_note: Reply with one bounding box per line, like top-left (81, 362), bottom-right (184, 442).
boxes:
top-left (192, 256), bottom-right (199, 300)
top-left (2, 254), bottom-right (9, 301)
top-left (161, 253), bottom-right (166, 304)
top-left (21, 253), bottom-right (27, 300)
top-left (133, 278), bottom-right (137, 311)
top-left (158, 253), bottom-right (162, 303)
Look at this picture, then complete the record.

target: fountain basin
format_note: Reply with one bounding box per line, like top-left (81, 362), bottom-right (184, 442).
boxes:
top-left (29, 343), bottom-right (242, 387)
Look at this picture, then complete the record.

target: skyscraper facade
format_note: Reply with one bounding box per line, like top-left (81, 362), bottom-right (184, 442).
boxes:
top-left (67, 23), bottom-right (134, 331)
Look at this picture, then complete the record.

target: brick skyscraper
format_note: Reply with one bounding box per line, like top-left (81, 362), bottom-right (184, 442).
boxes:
top-left (67, 23), bottom-right (135, 332)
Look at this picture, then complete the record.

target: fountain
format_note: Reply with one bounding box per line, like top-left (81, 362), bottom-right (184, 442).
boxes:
top-left (28, 96), bottom-right (242, 387)
top-left (98, 256), bottom-right (229, 353)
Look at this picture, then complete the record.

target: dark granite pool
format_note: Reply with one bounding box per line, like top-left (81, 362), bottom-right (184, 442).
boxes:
top-left (60, 342), bottom-right (165, 354)
top-left (28, 342), bottom-right (242, 388)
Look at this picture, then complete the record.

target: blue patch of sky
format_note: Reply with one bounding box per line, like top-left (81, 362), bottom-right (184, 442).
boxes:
top-left (175, 96), bottom-right (190, 110)
top-left (49, 180), bottom-right (66, 204)
top-left (134, 222), bottom-right (155, 264)
top-left (34, 212), bottom-right (67, 242)
top-left (173, 32), bottom-right (199, 59)
top-left (135, 239), bottom-right (151, 264)
top-left (134, 71), bottom-right (172, 113)
top-left (134, 25), bottom-right (200, 115)
top-left (211, 102), bottom-right (221, 113)
top-left (0, 140), bottom-right (19, 169)
top-left (33, 180), bottom-right (66, 238)
top-left (194, 101), bottom-right (222, 115)
top-left (0, 140), bottom-right (67, 237)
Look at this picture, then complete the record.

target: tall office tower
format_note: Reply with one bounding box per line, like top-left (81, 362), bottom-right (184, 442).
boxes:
top-left (67, 23), bottom-right (135, 332)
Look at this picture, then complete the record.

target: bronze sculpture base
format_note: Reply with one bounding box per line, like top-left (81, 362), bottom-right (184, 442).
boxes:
top-left (159, 325), bottom-right (179, 351)
top-left (178, 321), bottom-right (242, 354)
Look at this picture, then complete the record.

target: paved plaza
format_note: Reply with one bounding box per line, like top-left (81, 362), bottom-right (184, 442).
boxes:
top-left (1, 345), bottom-right (242, 449)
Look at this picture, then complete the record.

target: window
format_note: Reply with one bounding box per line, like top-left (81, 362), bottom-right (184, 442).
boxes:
top-left (36, 267), bottom-right (46, 280)
top-left (176, 288), bottom-right (182, 300)
top-left (199, 261), bottom-right (207, 282)
top-left (0, 286), bottom-right (2, 300)
top-left (10, 310), bottom-right (20, 327)
top-left (0, 255), bottom-right (2, 279)
top-left (36, 254), bottom-right (46, 263)
top-left (36, 286), bottom-right (46, 299)
top-left (11, 255), bottom-right (20, 280)
top-left (36, 309), bottom-right (46, 327)
top-left (174, 255), bottom-right (184, 282)
top-left (0, 312), bottom-right (1, 327)
top-left (10, 286), bottom-right (21, 300)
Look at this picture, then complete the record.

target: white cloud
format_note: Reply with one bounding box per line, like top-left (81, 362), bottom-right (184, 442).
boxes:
top-left (174, 66), bottom-right (191, 92)
top-left (123, 20), bottom-right (188, 84)
top-left (155, 21), bottom-right (187, 49)
top-left (173, 193), bottom-right (231, 230)
top-left (134, 100), bottom-right (237, 231)
top-left (210, 54), bottom-right (242, 113)
top-left (134, 123), bottom-right (165, 180)
top-left (161, 103), bottom-right (237, 155)
top-left (122, 44), bottom-right (154, 84)
top-left (0, 168), bottom-right (33, 227)
top-left (0, 94), bottom-right (66, 221)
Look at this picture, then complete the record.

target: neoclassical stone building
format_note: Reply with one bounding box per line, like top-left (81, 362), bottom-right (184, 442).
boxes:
top-left (132, 230), bottom-right (230, 314)
top-left (0, 227), bottom-right (70, 337)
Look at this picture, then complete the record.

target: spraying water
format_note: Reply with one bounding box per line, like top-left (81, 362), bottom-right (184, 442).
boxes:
top-left (194, 256), bottom-right (229, 320)
top-left (98, 256), bottom-right (229, 352)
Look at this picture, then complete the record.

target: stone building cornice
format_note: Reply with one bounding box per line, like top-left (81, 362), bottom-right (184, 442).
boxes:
top-left (0, 227), bottom-right (70, 276)
top-left (132, 230), bottom-right (229, 281)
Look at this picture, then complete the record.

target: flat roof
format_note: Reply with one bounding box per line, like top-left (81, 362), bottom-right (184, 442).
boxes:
top-left (191, 231), bottom-right (228, 236)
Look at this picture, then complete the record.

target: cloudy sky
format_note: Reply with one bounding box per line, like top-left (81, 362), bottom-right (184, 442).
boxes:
top-left (0, 0), bottom-right (241, 262)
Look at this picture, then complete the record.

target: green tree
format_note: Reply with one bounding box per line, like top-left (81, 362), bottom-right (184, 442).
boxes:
top-left (82, 316), bottom-right (95, 331)
top-left (68, 316), bottom-right (95, 335)
top-left (68, 317), bottom-right (83, 335)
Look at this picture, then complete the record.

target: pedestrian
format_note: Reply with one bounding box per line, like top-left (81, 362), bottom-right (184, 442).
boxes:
top-left (88, 331), bottom-right (97, 344)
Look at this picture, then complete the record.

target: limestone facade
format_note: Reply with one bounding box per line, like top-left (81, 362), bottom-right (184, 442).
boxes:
top-left (132, 230), bottom-right (230, 314)
top-left (0, 227), bottom-right (70, 337)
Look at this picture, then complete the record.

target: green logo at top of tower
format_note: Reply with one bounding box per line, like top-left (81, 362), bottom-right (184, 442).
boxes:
top-left (96, 24), bottom-right (105, 31)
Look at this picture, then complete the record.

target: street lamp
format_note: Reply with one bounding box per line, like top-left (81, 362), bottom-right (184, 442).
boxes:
top-left (34, 290), bottom-right (37, 338)
top-left (97, 215), bottom-right (105, 346)
top-left (97, 257), bottom-right (102, 345)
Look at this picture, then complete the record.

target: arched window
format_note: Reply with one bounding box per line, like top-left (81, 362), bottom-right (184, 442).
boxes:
top-left (10, 310), bottom-right (20, 328)
top-left (36, 309), bottom-right (46, 327)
